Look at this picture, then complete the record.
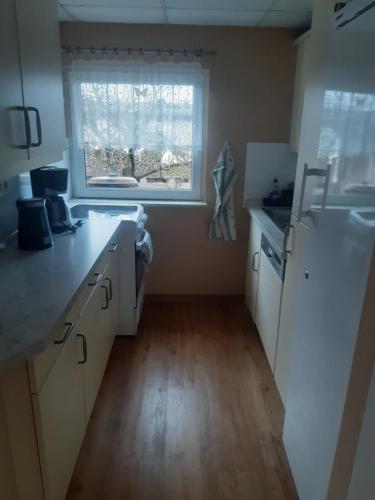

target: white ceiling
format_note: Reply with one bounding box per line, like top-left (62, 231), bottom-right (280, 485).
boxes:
top-left (58, 0), bottom-right (312, 27)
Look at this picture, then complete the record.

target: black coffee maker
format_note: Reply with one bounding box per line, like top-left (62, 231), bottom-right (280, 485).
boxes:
top-left (16, 197), bottom-right (53, 250)
top-left (30, 166), bottom-right (75, 233)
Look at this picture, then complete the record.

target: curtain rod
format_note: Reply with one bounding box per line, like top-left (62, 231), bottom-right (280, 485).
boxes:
top-left (62, 46), bottom-right (217, 57)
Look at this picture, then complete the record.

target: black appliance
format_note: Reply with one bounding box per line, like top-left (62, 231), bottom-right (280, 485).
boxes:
top-left (16, 198), bottom-right (53, 250)
top-left (30, 166), bottom-right (75, 233)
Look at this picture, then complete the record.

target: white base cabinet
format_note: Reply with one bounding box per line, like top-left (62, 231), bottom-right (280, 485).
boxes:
top-left (255, 249), bottom-right (283, 373)
top-left (0, 232), bottom-right (120, 500)
top-left (80, 257), bottom-right (118, 420)
top-left (32, 329), bottom-right (86, 500)
top-left (245, 217), bottom-right (262, 321)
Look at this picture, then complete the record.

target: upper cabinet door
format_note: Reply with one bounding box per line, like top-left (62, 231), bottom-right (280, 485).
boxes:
top-left (0, 0), bottom-right (29, 177)
top-left (15, 0), bottom-right (66, 164)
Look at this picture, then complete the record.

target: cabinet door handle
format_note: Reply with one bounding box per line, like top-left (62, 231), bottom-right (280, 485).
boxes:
top-left (54, 321), bottom-right (75, 345)
top-left (27, 107), bottom-right (42, 147)
top-left (15, 106), bottom-right (31, 149)
top-left (298, 163), bottom-right (331, 221)
top-left (105, 277), bottom-right (113, 300)
top-left (88, 272), bottom-right (102, 286)
top-left (251, 251), bottom-right (260, 272)
top-left (282, 224), bottom-right (294, 259)
top-left (77, 334), bottom-right (87, 364)
top-left (101, 284), bottom-right (110, 309)
top-left (108, 242), bottom-right (118, 253)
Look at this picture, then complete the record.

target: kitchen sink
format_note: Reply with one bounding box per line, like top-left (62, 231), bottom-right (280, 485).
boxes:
top-left (262, 208), bottom-right (292, 231)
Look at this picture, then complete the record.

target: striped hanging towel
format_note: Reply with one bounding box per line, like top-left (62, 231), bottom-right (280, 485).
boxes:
top-left (209, 141), bottom-right (237, 241)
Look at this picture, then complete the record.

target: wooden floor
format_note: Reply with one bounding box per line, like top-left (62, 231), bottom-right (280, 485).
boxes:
top-left (67, 298), bottom-right (298, 500)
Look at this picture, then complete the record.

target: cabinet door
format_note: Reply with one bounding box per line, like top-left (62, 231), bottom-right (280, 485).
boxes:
top-left (32, 325), bottom-right (86, 500)
top-left (14, 0), bottom-right (65, 165)
top-left (245, 218), bottom-right (262, 321)
top-left (0, 0), bottom-right (28, 179)
top-left (274, 216), bottom-right (307, 406)
top-left (105, 250), bottom-right (120, 339)
top-left (79, 272), bottom-right (116, 421)
top-left (256, 249), bottom-right (283, 373)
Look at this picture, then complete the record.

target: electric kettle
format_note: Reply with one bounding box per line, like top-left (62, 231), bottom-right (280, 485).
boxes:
top-left (16, 197), bottom-right (53, 250)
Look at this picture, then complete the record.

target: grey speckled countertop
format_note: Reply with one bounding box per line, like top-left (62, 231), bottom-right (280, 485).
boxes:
top-left (0, 219), bottom-right (120, 369)
top-left (247, 208), bottom-right (284, 258)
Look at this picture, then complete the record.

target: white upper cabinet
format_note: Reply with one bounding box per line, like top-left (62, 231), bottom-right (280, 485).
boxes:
top-left (289, 31), bottom-right (312, 153)
top-left (0, 0), bottom-right (65, 181)
top-left (0, 0), bottom-right (29, 169)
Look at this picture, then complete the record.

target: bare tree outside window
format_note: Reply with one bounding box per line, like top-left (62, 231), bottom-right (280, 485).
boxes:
top-left (79, 81), bottom-right (194, 190)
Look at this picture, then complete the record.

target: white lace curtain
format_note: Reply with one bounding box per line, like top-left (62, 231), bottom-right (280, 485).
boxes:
top-left (68, 57), bottom-right (205, 152)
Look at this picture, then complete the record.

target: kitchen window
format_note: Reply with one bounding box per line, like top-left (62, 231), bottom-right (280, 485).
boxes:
top-left (67, 59), bottom-right (207, 201)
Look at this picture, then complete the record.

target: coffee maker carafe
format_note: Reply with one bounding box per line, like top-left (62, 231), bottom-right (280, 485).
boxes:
top-left (30, 166), bottom-right (75, 233)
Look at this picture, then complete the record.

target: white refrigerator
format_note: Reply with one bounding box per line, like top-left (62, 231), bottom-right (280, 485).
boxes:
top-left (283, 1), bottom-right (375, 499)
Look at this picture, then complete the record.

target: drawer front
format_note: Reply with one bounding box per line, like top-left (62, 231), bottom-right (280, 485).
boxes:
top-left (76, 233), bottom-right (119, 314)
top-left (28, 300), bottom-right (81, 394)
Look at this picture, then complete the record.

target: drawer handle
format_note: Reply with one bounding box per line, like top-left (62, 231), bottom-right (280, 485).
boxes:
top-left (282, 224), bottom-right (294, 259)
top-left (54, 321), bottom-right (75, 345)
top-left (105, 277), bottom-right (113, 301)
top-left (101, 284), bottom-right (110, 309)
top-left (251, 251), bottom-right (260, 272)
top-left (88, 272), bottom-right (102, 286)
top-left (108, 242), bottom-right (118, 253)
top-left (77, 334), bottom-right (88, 364)
top-left (15, 106), bottom-right (31, 149)
top-left (27, 107), bottom-right (42, 147)
top-left (297, 163), bottom-right (331, 221)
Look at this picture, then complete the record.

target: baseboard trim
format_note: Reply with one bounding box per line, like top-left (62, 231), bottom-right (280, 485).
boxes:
top-left (144, 294), bottom-right (244, 303)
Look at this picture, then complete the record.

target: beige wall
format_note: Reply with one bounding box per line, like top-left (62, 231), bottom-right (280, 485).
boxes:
top-left (60, 23), bottom-right (297, 295)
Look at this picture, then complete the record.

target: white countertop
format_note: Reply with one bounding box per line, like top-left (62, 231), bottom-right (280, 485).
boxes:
top-left (0, 219), bottom-right (120, 369)
top-left (247, 207), bottom-right (285, 258)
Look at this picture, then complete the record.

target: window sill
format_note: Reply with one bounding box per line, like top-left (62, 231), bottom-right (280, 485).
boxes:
top-left (68, 198), bottom-right (208, 208)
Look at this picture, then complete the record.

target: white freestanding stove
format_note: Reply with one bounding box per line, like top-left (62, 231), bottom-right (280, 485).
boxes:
top-left (70, 203), bottom-right (150, 335)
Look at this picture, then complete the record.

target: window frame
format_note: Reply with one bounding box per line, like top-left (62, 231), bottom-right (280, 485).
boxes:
top-left (67, 68), bottom-right (209, 202)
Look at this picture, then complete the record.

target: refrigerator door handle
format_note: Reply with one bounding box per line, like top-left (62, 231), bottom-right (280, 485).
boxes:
top-left (297, 163), bottom-right (332, 221)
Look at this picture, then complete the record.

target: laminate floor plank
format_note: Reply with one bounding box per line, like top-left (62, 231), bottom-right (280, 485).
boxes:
top-left (67, 299), bottom-right (298, 500)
